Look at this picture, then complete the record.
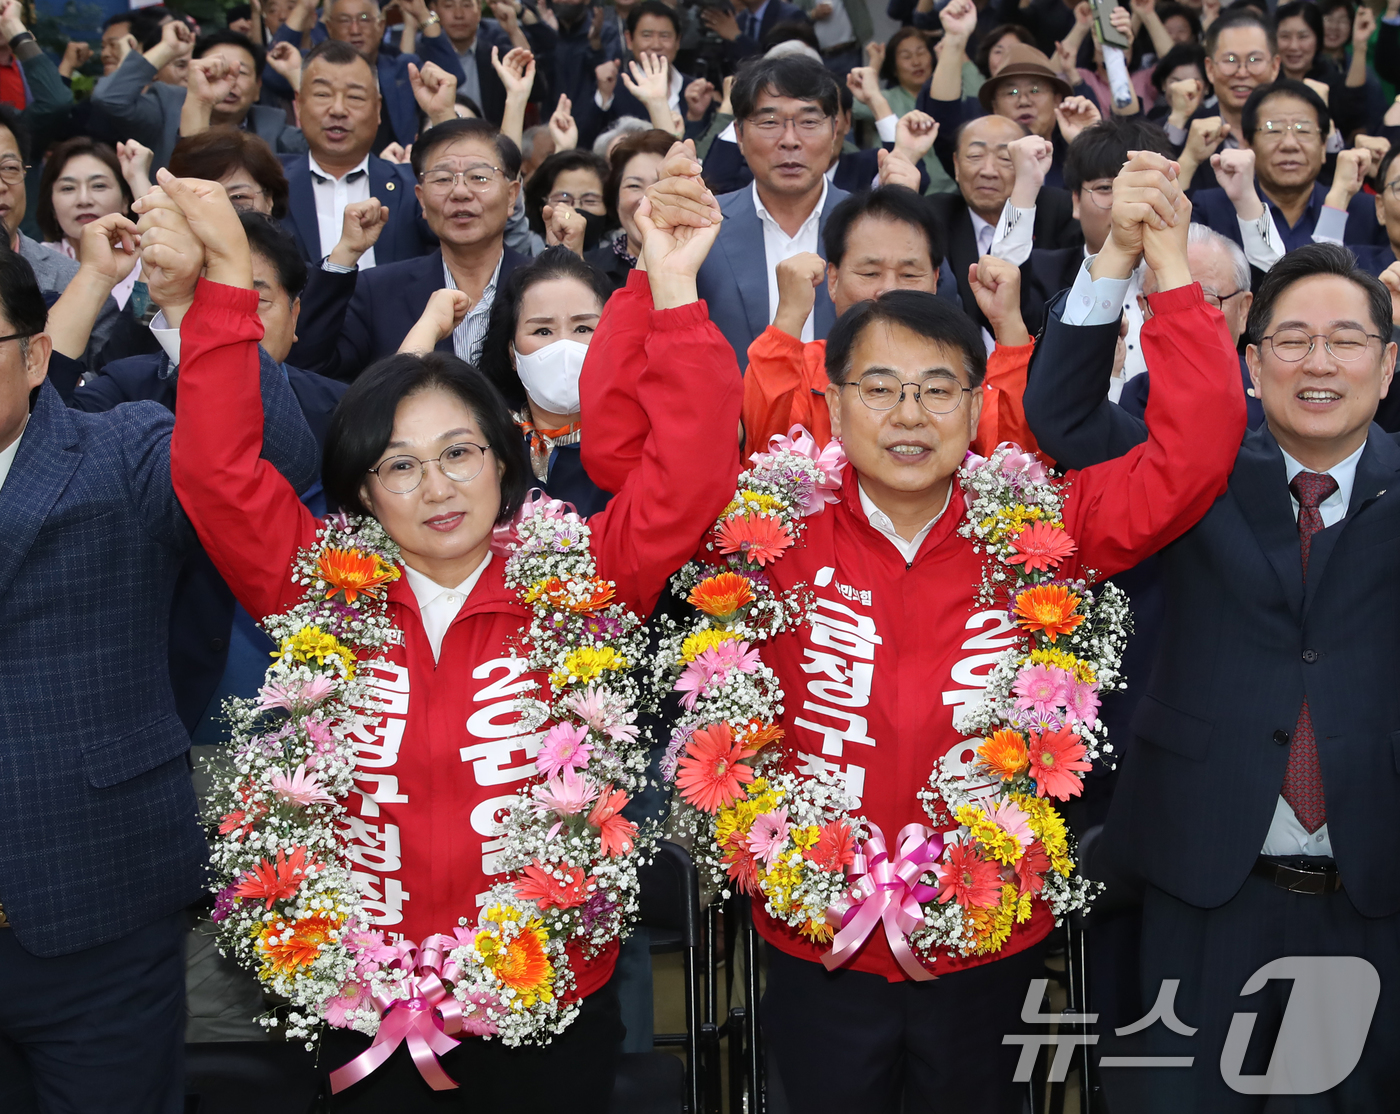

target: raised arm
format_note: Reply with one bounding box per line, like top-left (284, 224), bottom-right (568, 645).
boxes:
top-left (967, 253), bottom-right (1040, 455)
top-left (143, 171), bottom-right (322, 620)
top-left (1059, 154), bottom-right (1245, 577)
top-left (587, 146), bottom-right (738, 614)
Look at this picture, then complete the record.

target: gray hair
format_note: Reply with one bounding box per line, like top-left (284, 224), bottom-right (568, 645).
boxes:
top-left (520, 124), bottom-right (551, 162)
top-left (593, 116), bottom-right (652, 157)
top-left (1187, 222), bottom-right (1251, 294)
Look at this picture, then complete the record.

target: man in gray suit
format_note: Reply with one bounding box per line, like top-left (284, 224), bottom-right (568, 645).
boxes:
top-left (696, 54), bottom-right (849, 370)
top-left (92, 26), bottom-right (305, 171)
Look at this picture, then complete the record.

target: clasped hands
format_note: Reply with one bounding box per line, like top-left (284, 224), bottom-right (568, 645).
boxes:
top-left (1090, 151), bottom-right (1193, 292)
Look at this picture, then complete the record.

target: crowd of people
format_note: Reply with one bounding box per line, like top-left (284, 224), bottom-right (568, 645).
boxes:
top-left (2, 0), bottom-right (1400, 1110)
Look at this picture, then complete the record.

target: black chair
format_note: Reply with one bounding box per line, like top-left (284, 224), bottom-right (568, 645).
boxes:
top-left (610, 840), bottom-right (705, 1114)
top-left (184, 1042), bottom-right (320, 1114)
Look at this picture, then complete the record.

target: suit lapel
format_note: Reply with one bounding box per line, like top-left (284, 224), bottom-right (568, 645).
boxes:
top-left (0, 385), bottom-right (82, 603)
top-left (813, 186), bottom-right (846, 339)
top-left (717, 194), bottom-right (769, 343)
top-left (1232, 423), bottom-right (1305, 619)
top-left (367, 158), bottom-right (400, 263)
top-left (285, 159), bottom-right (320, 262)
top-left (1303, 428), bottom-right (1400, 615)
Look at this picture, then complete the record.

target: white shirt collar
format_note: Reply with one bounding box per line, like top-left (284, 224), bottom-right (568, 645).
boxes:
top-left (969, 209), bottom-right (994, 254)
top-left (308, 152), bottom-right (371, 183)
top-left (1280, 441), bottom-right (1365, 519)
top-left (751, 176), bottom-right (828, 239)
top-left (0, 412), bottom-right (28, 493)
top-left (403, 554), bottom-right (493, 662)
top-left (857, 480), bottom-right (954, 563)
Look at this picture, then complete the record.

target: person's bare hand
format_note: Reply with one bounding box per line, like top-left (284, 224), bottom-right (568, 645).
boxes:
top-left (969, 254), bottom-right (1028, 345)
top-left (894, 110), bottom-right (938, 162)
top-left (684, 78), bottom-right (716, 122)
top-left (877, 147), bottom-right (922, 191)
top-left (1007, 133), bottom-right (1053, 202)
top-left (1139, 175), bottom-right (1192, 283)
top-left (1210, 146), bottom-right (1260, 217)
top-left (1105, 150), bottom-right (1185, 263)
top-left (1166, 77), bottom-right (1204, 128)
top-left (135, 202), bottom-right (203, 310)
top-left (622, 51), bottom-right (670, 106)
top-left (59, 41), bottom-right (93, 77)
top-left (409, 60), bottom-right (459, 124)
top-left (549, 93), bottom-right (578, 150)
top-left (719, 73), bottom-right (735, 115)
top-left (116, 140), bottom-right (155, 198)
top-left (635, 192), bottom-right (722, 282)
top-left (1380, 261), bottom-right (1400, 325)
top-left (1303, 76), bottom-right (1331, 106)
top-left (865, 40), bottom-right (885, 70)
top-left (400, 288), bottom-right (472, 352)
top-left (1326, 147), bottom-right (1370, 209)
top-left (1184, 115), bottom-right (1228, 164)
top-left (699, 6), bottom-right (740, 40)
top-left (643, 140), bottom-right (720, 231)
top-left (492, 45), bottom-right (536, 99)
top-left (811, 1), bottom-right (834, 19)
top-left (189, 55), bottom-right (236, 107)
top-left (1353, 3), bottom-right (1376, 48)
top-left (1073, 1), bottom-right (1092, 29)
top-left (772, 251), bottom-right (824, 337)
top-left (939, 0), bottom-right (977, 43)
top-left (267, 40), bottom-right (301, 85)
top-left (134, 170), bottom-right (252, 289)
top-left (1354, 133), bottom-right (1390, 178)
top-left (78, 213), bottom-right (141, 288)
top-left (543, 202), bottom-right (586, 255)
top-left (1054, 95), bottom-right (1101, 144)
top-left (846, 65), bottom-right (882, 108)
top-left (329, 198), bottom-right (389, 267)
top-left (1200, 0), bottom-right (1220, 29)
top-left (1107, 4), bottom-right (1132, 42)
top-left (379, 141), bottom-right (410, 163)
top-left (493, 0), bottom-right (524, 30)
top-left (595, 57), bottom-right (620, 99)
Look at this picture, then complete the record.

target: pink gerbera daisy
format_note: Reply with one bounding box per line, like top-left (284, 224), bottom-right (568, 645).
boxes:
top-left (746, 807), bottom-right (791, 866)
top-left (535, 723), bottom-right (594, 779)
top-left (1027, 728), bottom-right (1092, 801)
top-left (532, 766), bottom-right (600, 817)
top-left (1064, 680), bottom-right (1101, 728)
top-left (936, 842), bottom-right (1003, 909)
top-left (269, 764), bottom-right (335, 807)
top-left (675, 723), bottom-right (757, 813)
top-left (1005, 521), bottom-right (1077, 573)
top-left (1012, 664), bottom-right (1070, 718)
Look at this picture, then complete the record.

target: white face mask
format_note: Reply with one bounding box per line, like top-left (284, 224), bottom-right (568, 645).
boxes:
top-left (513, 338), bottom-right (590, 416)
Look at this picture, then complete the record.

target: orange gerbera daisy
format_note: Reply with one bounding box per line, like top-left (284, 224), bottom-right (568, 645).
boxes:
top-left (688, 572), bottom-right (756, 618)
top-left (736, 718), bottom-right (784, 751)
top-left (716, 514), bottom-right (794, 567)
top-left (514, 860), bottom-right (594, 910)
top-left (676, 723), bottom-right (758, 813)
top-left (526, 576), bottom-right (615, 613)
top-left (1006, 521), bottom-right (1077, 574)
top-left (978, 729), bottom-right (1030, 780)
top-left (1013, 584), bottom-right (1085, 642)
top-left (317, 547), bottom-right (398, 603)
top-left (494, 927), bottom-right (553, 999)
top-left (257, 913), bottom-right (340, 974)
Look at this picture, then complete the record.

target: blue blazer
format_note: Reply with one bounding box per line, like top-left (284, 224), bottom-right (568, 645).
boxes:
top-left (277, 153), bottom-right (437, 266)
top-left (728, 0), bottom-right (810, 62)
top-left (1191, 182), bottom-right (1385, 257)
top-left (50, 350), bottom-right (346, 735)
top-left (288, 247), bottom-right (531, 380)
top-left (695, 183), bottom-right (849, 369)
top-left (0, 358), bottom-right (318, 957)
top-left (1024, 292), bottom-right (1400, 916)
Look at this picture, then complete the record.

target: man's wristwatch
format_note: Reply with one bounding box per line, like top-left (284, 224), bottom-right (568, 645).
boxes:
top-left (423, 11), bottom-right (441, 24)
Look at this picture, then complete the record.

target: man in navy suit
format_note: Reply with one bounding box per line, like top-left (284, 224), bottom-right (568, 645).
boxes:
top-left (278, 40), bottom-right (441, 267)
top-left (270, 0), bottom-right (468, 150)
top-left (0, 211), bottom-right (317, 1110)
top-left (695, 53), bottom-right (849, 369)
top-left (1026, 189), bottom-right (1400, 1110)
top-left (703, 0), bottom-right (811, 66)
top-left (1346, 147), bottom-right (1400, 279)
top-left (290, 117), bottom-right (528, 380)
top-left (428, 0), bottom-right (557, 125)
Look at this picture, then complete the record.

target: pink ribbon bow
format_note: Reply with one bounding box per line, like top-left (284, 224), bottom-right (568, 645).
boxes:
top-left (329, 933), bottom-right (467, 1094)
top-left (822, 822), bottom-right (945, 982)
top-left (750, 425), bottom-right (847, 515)
top-left (490, 488), bottom-right (581, 554)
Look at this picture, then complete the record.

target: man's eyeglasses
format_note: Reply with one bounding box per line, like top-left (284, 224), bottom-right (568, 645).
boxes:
top-left (367, 443), bottom-right (491, 494)
top-left (1214, 52), bottom-right (1272, 74)
top-left (1261, 328), bottom-right (1383, 363)
top-left (0, 159), bottom-right (28, 186)
top-left (1081, 183), bottom-right (1114, 209)
top-left (1255, 120), bottom-right (1319, 142)
top-left (839, 372), bottom-right (973, 415)
top-left (744, 113), bottom-right (832, 138)
top-left (1203, 289), bottom-right (1248, 311)
top-left (421, 165), bottom-right (505, 193)
top-left (330, 12), bottom-right (378, 26)
top-left (548, 190), bottom-right (604, 209)
top-left (996, 83), bottom-right (1048, 100)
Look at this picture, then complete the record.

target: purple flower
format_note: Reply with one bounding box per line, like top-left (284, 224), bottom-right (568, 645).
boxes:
top-left (211, 884), bottom-right (238, 922)
top-left (579, 890), bottom-right (616, 934)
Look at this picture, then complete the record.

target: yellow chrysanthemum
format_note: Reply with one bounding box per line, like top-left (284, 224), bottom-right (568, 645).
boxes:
top-left (964, 884), bottom-right (1019, 954)
top-left (550, 646), bottom-right (628, 689)
top-left (276, 626), bottom-right (355, 675)
top-left (790, 824), bottom-right (821, 851)
top-left (1011, 793), bottom-right (1074, 876)
top-left (680, 628), bottom-right (738, 662)
top-left (722, 490), bottom-right (788, 518)
top-left (957, 803), bottom-right (1025, 866)
top-left (1028, 648), bottom-right (1097, 684)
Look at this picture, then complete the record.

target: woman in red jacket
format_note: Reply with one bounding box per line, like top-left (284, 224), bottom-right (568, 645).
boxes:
top-left (144, 155), bottom-right (734, 1111)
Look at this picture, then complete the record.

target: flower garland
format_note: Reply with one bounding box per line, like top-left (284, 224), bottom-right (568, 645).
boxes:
top-left (205, 497), bottom-right (655, 1091)
top-left (659, 433), bottom-right (1128, 977)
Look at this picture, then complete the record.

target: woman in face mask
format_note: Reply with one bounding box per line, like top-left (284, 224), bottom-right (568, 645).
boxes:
top-left (476, 247), bottom-right (614, 515)
top-left (524, 150), bottom-right (616, 254)
top-left (585, 128), bottom-right (674, 293)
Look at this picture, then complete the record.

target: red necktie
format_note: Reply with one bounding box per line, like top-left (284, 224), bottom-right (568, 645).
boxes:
top-left (1282, 471), bottom-right (1338, 834)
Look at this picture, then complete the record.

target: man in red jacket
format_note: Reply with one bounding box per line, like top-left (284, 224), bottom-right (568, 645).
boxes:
top-left (588, 148), bottom-right (1247, 1112)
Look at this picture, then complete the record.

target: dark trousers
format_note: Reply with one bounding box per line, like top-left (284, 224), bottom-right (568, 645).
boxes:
top-left (761, 940), bottom-right (1046, 1114)
top-left (321, 976), bottom-right (624, 1112)
top-left (1101, 872), bottom-right (1400, 1114)
top-left (0, 909), bottom-right (187, 1114)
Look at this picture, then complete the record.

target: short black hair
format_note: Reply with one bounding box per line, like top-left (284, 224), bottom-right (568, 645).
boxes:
top-left (412, 118), bottom-right (522, 180)
top-left (731, 54), bottom-right (840, 121)
top-left (825, 290), bottom-right (987, 388)
top-left (1377, 145), bottom-right (1400, 191)
top-left (227, 3), bottom-right (253, 21)
top-left (303, 37), bottom-right (375, 79)
top-left (1203, 7), bottom-right (1275, 57)
top-left (0, 103), bottom-right (30, 164)
top-left (1240, 78), bottom-right (1329, 143)
top-left (322, 353), bottom-right (531, 520)
top-left (1154, 3), bottom-right (1202, 43)
top-left (1246, 242), bottom-right (1393, 346)
top-left (523, 149), bottom-right (611, 234)
top-left (132, 9), bottom-right (174, 50)
top-left (194, 29), bottom-right (266, 79)
top-left (765, 19), bottom-right (820, 52)
top-left (103, 10), bottom-right (136, 29)
top-left (478, 246), bottom-right (612, 411)
top-left (1151, 41), bottom-right (1206, 94)
top-left (0, 246), bottom-right (48, 342)
top-left (626, 0), bottom-right (681, 38)
top-left (1064, 117), bottom-right (1175, 194)
top-left (241, 211), bottom-right (308, 301)
top-left (823, 186), bottom-right (944, 272)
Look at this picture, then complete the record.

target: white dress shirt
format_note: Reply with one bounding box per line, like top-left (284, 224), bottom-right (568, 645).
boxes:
top-left (811, 0), bottom-right (854, 47)
top-left (991, 202), bottom-right (1034, 267)
top-left (1258, 443), bottom-right (1364, 858)
top-left (455, 39), bottom-right (482, 109)
top-left (403, 555), bottom-right (493, 662)
top-left (150, 310), bottom-right (182, 366)
top-left (1059, 255), bottom-right (1150, 399)
top-left (446, 254), bottom-right (504, 365)
top-left (309, 153), bottom-right (377, 270)
top-left (969, 211), bottom-right (998, 355)
top-left (755, 178), bottom-right (828, 344)
top-left (0, 414), bottom-right (27, 493)
top-left (858, 480), bottom-right (953, 563)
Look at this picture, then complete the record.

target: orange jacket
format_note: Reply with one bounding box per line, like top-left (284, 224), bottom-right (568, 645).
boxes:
top-left (740, 324), bottom-right (1040, 458)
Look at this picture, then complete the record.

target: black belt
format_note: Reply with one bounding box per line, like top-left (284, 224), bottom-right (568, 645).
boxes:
top-left (1253, 856), bottom-right (1343, 895)
top-left (821, 40), bottom-right (858, 55)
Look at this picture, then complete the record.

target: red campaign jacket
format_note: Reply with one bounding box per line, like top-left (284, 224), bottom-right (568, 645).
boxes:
top-left (170, 279), bottom-right (741, 999)
top-left (588, 282), bottom-right (1246, 982)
